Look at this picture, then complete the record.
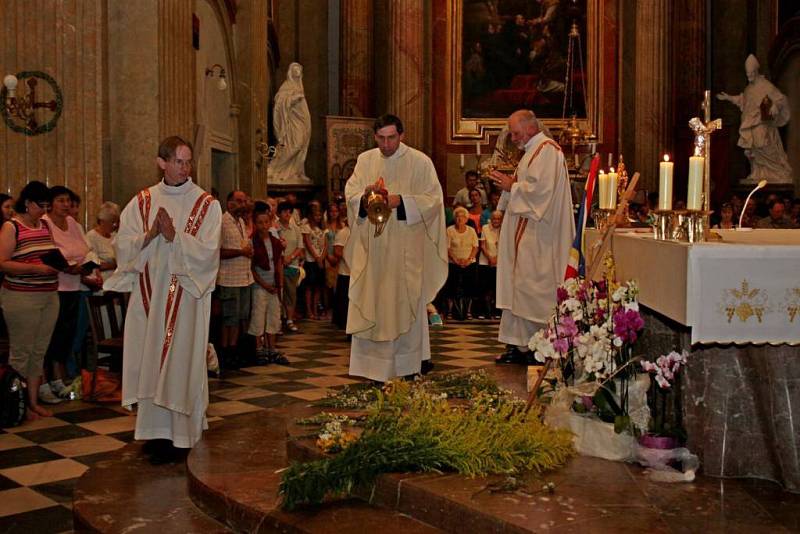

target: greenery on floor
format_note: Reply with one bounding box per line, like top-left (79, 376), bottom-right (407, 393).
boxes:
top-left (279, 372), bottom-right (575, 510)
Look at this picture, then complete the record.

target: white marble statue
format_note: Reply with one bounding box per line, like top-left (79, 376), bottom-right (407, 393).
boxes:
top-left (268, 62), bottom-right (311, 184)
top-left (717, 54), bottom-right (793, 184)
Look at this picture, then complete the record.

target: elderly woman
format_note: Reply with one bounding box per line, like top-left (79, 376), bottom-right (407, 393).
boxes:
top-left (446, 206), bottom-right (479, 320)
top-left (0, 181), bottom-right (60, 419)
top-left (42, 186), bottom-right (93, 401)
top-left (85, 201), bottom-right (120, 282)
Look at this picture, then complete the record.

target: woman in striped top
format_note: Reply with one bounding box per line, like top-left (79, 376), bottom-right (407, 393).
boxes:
top-left (0, 181), bottom-right (60, 420)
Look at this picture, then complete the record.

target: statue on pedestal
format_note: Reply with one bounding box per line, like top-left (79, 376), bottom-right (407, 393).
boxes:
top-left (717, 54), bottom-right (793, 184)
top-left (268, 62), bottom-right (311, 184)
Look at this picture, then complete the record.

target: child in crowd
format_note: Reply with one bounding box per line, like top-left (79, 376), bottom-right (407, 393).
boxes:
top-left (301, 208), bottom-right (326, 320)
top-left (277, 201), bottom-right (304, 332)
top-left (248, 205), bottom-right (288, 364)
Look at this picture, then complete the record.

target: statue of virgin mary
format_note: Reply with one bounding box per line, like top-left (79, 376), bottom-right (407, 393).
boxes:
top-left (269, 62), bottom-right (312, 183)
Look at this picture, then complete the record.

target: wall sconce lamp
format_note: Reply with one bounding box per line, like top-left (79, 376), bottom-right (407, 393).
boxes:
top-left (2, 71), bottom-right (63, 136)
top-left (205, 64), bottom-right (227, 91)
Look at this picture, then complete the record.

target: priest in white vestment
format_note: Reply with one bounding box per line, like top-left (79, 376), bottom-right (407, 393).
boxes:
top-left (105, 136), bottom-right (221, 454)
top-left (490, 110), bottom-right (574, 362)
top-left (344, 114), bottom-right (448, 382)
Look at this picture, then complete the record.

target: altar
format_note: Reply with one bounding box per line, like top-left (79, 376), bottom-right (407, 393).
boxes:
top-left (585, 228), bottom-right (800, 492)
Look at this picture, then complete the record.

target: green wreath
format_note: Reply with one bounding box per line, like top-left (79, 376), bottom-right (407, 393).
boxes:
top-left (1, 70), bottom-right (63, 136)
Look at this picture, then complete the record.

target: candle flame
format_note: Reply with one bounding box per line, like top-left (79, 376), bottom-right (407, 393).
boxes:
top-left (663, 154), bottom-right (670, 162)
top-left (609, 167), bottom-right (615, 173)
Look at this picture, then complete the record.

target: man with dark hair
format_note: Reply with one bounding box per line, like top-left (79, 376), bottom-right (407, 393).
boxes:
top-left (104, 135), bottom-right (221, 463)
top-left (452, 169), bottom-right (488, 208)
top-left (756, 198), bottom-right (798, 229)
top-left (216, 190), bottom-right (254, 369)
top-left (344, 113), bottom-right (448, 382)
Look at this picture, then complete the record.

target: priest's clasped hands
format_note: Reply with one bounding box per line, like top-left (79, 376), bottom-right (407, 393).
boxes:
top-left (145, 207), bottom-right (177, 245)
top-left (363, 177), bottom-right (402, 209)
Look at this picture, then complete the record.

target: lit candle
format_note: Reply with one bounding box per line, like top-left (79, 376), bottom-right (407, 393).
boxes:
top-left (476, 142), bottom-right (481, 156)
top-left (687, 155), bottom-right (704, 210)
top-left (607, 167), bottom-right (618, 208)
top-left (574, 153), bottom-right (580, 168)
top-left (658, 154), bottom-right (674, 210)
top-left (460, 154), bottom-right (465, 168)
top-left (591, 142), bottom-right (597, 155)
top-left (598, 170), bottom-right (608, 209)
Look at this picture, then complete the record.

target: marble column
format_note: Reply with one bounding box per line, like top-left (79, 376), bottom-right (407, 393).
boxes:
top-left (340, 0), bottom-right (373, 118)
top-left (236, 0), bottom-right (270, 196)
top-left (672, 0), bottom-right (706, 126)
top-left (386, 0), bottom-right (425, 150)
top-left (633, 0), bottom-right (673, 192)
top-left (158, 0), bottom-right (195, 143)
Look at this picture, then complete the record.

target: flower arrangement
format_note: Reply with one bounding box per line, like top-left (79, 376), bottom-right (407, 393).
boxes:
top-left (529, 276), bottom-right (646, 433)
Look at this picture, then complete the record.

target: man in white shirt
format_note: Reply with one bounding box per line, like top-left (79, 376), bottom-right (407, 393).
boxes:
top-left (452, 170), bottom-right (488, 208)
top-left (216, 190), bottom-right (254, 369)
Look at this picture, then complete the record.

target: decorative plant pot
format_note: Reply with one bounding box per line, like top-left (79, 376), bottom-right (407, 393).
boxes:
top-left (639, 433), bottom-right (678, 450)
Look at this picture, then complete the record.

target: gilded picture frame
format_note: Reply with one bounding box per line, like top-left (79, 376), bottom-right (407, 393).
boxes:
top-left (447, 0), bottom-right (602, 143)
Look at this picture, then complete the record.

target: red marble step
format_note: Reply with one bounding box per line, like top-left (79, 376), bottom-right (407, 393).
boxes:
top-left (73, 442), bottom-right (229, 533)
top-left (186, 408), bottom-right (442, 533)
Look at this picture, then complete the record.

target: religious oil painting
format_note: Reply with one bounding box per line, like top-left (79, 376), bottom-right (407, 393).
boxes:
top-left (448, 0), bottom-right (600, 141)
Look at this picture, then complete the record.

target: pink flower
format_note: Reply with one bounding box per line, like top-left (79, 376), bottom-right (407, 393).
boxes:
top-left (557, 316), bottom-right (579, 340)
top-left (612, 309), bottom-right (644, 344)
top-left (557, 287), bottom-right (569, 304)
top-left (552, 337), bottom-right (570, 355)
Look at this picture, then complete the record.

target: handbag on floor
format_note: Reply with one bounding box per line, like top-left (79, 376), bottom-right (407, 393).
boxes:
top-left (0, 364), bottom-right (27, 428)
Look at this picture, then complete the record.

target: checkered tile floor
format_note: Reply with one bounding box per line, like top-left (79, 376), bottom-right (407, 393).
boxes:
top-left (0, 319), bottom-right (504, 533)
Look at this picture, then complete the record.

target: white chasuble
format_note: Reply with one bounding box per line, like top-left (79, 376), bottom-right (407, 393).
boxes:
top-left (344, 143), bottom-right (448, 381)
top-left (105, 179), bottom-right (221, 448)
top-left (496, 132), bottom-right (575, 346)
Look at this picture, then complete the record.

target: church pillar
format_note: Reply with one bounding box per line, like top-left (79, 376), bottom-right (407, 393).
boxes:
top-left (158, 0), bottom-right (195, 142)
top-left (386, 0), bottom-right (425, 150)
top-left (633, 0), bottom-right (673, 192)
top-left (340, 0), bottom-right (373, 118)
top-left (673, 0), bottom-right (709, 199)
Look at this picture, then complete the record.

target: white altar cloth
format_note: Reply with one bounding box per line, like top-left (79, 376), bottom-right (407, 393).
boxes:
top-left (586, 229), bottom-right (800, 345)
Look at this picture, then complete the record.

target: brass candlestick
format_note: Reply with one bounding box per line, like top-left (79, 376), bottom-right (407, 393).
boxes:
top-left (652, 209), bottom-right (675, 241)
top-left (593, 208), bottom-right (616, 232)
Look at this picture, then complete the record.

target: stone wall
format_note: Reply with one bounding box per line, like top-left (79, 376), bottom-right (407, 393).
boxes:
top-left (0, 0), bottom-right (105, 226)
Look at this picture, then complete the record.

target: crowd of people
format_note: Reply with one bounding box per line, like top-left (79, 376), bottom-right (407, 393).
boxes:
top-left (1, 122), bottom-right (796, 438)
top-left (0, 178), bottom-right (357, 421)
top-left (627, 191), bottom-right (800, 229)
top-left (211, 190), bottom-right (352, 370)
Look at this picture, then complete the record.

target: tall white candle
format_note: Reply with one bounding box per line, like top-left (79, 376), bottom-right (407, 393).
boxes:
top-left (607, 167), bottom-right (618, 208)
top-left (687, 155), bottom-right (704, 210)
top-left (460, 154), bottom-right (465, 168)
top-left (658, 154), bottom-right (674, 210)
top-left (476, 142), bottom-right (481, 156)
top-left (574, 153), bottom-right (580, 168)
top-left (598, 170), bottom-right (607, 209)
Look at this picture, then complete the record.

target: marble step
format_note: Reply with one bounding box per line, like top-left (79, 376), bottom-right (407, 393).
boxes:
top-left (73, 442), bottom-right (229, 533)
top-left (186, 408), bottom-right (443, 533)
